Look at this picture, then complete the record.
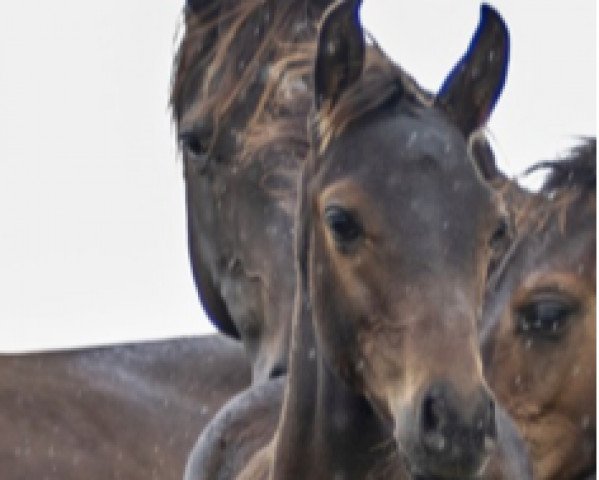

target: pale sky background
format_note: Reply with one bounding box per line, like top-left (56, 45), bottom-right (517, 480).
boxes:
top-left (0, 1), bottom-right (595, 352)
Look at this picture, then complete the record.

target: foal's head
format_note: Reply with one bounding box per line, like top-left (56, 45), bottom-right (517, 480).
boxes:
top-left (298, 1), bottom-right (513, 477)
top-left (483, 139), bottom-right (596, 479)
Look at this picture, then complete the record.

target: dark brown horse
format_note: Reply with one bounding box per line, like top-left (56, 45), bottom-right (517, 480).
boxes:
top-left (0, 335), bottom-right (250, 480)
top-left (187, 2), bottom-right (532, 479)
top-left (482, 139), bottom-right (596, 479)
top-left (171, 0), bottom-right (335, 383)
top-left (170, 0), bottom-right (509, 387)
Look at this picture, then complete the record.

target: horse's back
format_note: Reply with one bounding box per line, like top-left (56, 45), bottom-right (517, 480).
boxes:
top-left (0, 334), bottom-right (251, 480)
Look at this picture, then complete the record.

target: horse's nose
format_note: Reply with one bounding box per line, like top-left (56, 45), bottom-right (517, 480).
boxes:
top-left (418, 382), bottom-right (497, 472)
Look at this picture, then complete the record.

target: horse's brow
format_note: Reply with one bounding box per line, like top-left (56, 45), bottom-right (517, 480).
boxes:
top-left (178, 95), bottom-right (211, 127)
top-left (179, 114), bottom-right (213, 139)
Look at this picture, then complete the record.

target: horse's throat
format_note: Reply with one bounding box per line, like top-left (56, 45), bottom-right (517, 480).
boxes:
top-left (272, 311), bottom-right (405, 479)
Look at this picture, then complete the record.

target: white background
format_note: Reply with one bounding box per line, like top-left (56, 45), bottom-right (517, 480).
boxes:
top-left (0, 1), bottom-right (595, 352)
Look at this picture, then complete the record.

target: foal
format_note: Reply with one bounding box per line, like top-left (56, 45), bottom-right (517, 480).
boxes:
top-left (193, 2), bottom-right (532, 479)
top-left (482, 139), bottom-right (596, 479)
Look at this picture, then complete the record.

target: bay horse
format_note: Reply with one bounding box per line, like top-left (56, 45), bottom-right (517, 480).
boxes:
top-left (482, 139), bottom-right (596, 479)
top-left (171, 0), bottom-right (507, 387)
top-left (187, 2), bottom-right (532, 478)
top-left (0, 335), bottom-right (250, 480)
top-left (171, 0), bottom-right (335, 382)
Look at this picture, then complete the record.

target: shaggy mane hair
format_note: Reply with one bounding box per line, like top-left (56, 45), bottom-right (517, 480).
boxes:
top-left (170, 0), bottom-right (432, 164)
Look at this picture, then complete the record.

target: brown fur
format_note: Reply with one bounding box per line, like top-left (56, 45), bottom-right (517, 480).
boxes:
top-left (172, 0), bottom-right (319, 159)
top-left (242, 36), bottom-right (434, 161)
top-left (175, 2), bottom-right (529, 478)
top-left (230, 3), bottom-right (528, 479)
top-left (0, 335), bottom-right (250, 480)
top-left (171, 0), bottom-right (339, 381)
top-left (483, 139), bottom-right (596, 479)
top-left (169, 0), bottom-right (507, 386)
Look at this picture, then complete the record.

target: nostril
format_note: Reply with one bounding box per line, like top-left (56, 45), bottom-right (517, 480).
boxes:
top-left (421, 393), bottom-right (448, 453)
top-left (269, 363), bottom-right (287, 379)
top-left (422, 394), bottom-right (439, 433)
top-left (421, 392), bottom-right (447, 433)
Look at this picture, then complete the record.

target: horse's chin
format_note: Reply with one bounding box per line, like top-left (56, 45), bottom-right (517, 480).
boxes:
top-left (408, 467), bottom-right (487, 480)
top-left (397, 443), bottom-right (492, 480)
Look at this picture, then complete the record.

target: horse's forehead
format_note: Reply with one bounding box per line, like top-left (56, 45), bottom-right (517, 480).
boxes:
top-left (320, 110), bottom-right (489, 218)
top-left (505, 214), bottom-right (596, 298)
top-left (375, 105), bottom-right (460, 145)
top-left (544, 223), bottom-right (595, 280)
top-left (329, 107), bottom-right (472, 178)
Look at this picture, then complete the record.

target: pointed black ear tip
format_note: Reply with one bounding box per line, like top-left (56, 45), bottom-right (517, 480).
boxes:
top-left (480, 3), bottom-right (498, 19)
top-left (437, 3), bottom-right (510, 99)
top-left (480, 3), bottom-right (511, 102)
top-left (480, 3), bottom-right (510, 41)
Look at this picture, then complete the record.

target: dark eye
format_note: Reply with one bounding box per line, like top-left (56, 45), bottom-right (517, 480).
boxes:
top-left (516, 294), bottom-right (578, 339)
top-left (324, 205), bottom-right (363, 247)
top-left (179, 132), bottom-right (210, 171)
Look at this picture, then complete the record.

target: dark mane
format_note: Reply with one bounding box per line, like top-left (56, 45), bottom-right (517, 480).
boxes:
top-left (170, 0), bottom-right (319, 146)
top-left (244, 34), bottom-right (433, 160)
top-left (171, 0), bottom-right (433, 164)
top-left (488, 139), bottom-right (596, 294)
top-left (170, 0), bottom-right (222, 121)
top-left (525, 138), bottom-right (596, 194)
top-left (520, 138), bottom-right (596, 232)
top-left (315, 42), bottom-right (433, 152)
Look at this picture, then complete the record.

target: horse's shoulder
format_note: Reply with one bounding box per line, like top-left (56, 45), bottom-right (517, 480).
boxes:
top-left (184, 377), bottom-right (284, 480)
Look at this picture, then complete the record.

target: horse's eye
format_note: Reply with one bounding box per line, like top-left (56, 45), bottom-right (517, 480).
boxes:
top-left (180, 132), bottom-right (207, 156)
top-left (516, 295), bottom-right (578, 339)
top-left (179, 132), bottom-right (210, 171)
top-left (324, 206), bottom-right (363, 246)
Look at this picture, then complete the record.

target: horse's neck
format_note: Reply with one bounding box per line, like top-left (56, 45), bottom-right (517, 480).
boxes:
top-left (270, 294), bottom-right (407, 480)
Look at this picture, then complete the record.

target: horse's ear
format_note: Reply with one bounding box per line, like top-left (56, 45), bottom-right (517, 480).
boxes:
top-left (314, 0), bottom-right (365, 110)
top-left (436, 4), bottom-right (509, 136)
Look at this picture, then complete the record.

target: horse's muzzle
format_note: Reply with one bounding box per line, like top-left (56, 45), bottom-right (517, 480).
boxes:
top-left (397, 381), bottom-right (497, 478)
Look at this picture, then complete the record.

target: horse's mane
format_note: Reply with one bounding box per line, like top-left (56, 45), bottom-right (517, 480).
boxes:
top-left (485, 139), bottom-right (596, 304)
top-left (170, 0), bottom-right (222, 122)
top-left (508, 138), bottom-right (597, 248)
top-left (245, 36), bottom-right (433, 159)
top-left (318, 43), bottom-right (434, 152)
top-left (170, 0), bottom-right (318, 144)
top-left (527, 138), bottom-right (596, 195)
top-left (170, 0), bottom-right (433, 165)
